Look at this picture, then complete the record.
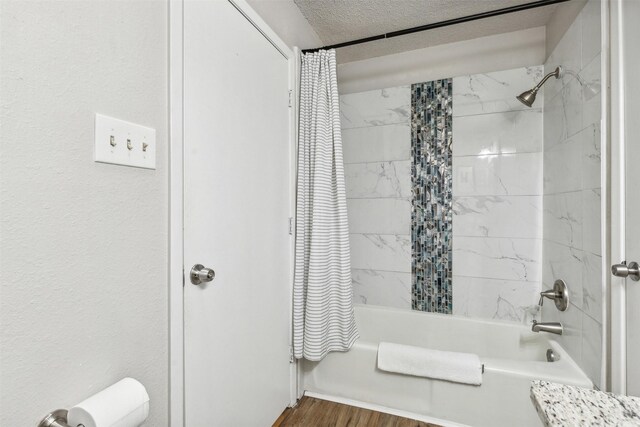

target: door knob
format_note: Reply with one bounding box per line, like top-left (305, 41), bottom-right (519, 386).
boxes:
top-left (190, 264), bottom-right (216, 285)
top-left (611, 261), bottom-right (640, 281)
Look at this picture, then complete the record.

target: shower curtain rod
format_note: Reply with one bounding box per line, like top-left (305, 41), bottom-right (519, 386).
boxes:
top-left (301, 0), bottom-right (570, 53)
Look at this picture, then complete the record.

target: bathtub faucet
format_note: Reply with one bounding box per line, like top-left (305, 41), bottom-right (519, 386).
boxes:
top-left (538, 279), bottom-right (569, 311)
top-left (531, 320), bottom-right (563, 335)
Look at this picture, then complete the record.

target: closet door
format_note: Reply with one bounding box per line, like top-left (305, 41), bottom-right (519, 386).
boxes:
top-left (183, 1), bottom-right (292, 424)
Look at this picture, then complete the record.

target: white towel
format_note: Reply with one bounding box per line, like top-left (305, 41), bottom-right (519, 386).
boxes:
top-left (377, 342), bottom-right (483, 386)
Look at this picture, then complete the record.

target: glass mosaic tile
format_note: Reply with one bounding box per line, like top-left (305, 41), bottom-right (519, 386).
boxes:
top-left (411, 79), bottom-right (453, 314)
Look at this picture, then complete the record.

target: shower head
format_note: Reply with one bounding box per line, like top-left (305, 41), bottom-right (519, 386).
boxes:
top-left (516, 66), bottom-right (563, 107)
top-left (516, 89), bottom-right (538, 107)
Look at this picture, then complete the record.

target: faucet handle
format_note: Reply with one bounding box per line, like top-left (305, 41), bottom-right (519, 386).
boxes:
top-left (538, 289), bottom-right (557, 306)
top-left (538, 280), bottom-right (569, 311)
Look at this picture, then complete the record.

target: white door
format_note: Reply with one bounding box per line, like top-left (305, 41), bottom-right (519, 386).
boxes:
top-left (611, 0), bottom-right (640, 396)
top-left (183, 1), bottom-right (292, 424)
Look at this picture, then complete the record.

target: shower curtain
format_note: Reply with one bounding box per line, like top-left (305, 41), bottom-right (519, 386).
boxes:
top-left (293, 49), bottom-right (359, 361)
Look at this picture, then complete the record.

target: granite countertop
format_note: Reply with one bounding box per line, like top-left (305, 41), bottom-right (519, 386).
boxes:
top-left (531, 380), bottom-right (640, 426)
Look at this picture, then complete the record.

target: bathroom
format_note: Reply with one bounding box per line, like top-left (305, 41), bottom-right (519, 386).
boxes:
top-left (1, 0), bottom-right (639, 426)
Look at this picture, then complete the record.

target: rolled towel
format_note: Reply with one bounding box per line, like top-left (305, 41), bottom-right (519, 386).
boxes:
top-left (377, 342), bottom-right (483, 386)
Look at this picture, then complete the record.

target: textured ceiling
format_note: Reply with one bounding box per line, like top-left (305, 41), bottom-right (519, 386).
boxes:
top-left (293, 0), bottom-right (559, 62)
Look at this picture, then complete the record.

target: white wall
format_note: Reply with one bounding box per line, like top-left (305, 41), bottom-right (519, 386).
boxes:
top-left (337, 27), bottom-right (546, 94)
top-left (0, 1), bottom-right (169, 425)
top-left (545, 0), bottom-right (588, 59)
top-left (541, 0), bottom-right (603, 388)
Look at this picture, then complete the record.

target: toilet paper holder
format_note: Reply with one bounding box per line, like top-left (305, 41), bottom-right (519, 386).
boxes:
top-left (38, 409), bottom-right (76, 427)
top-left (37, 378), bottom-right (148, 427)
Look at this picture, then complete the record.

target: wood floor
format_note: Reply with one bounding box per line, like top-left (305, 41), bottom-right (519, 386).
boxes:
top-left (273, 397), bottom-right (441, 427)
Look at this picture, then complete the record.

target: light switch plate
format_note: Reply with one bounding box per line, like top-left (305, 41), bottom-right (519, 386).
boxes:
top-left (94, 113), bottom-right (156, 169)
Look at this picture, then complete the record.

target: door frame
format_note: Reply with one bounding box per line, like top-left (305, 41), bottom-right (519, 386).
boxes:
top-left (609, 0), bottom-right (634, 395)
top-left (169, 1), bottom-right (298, 425)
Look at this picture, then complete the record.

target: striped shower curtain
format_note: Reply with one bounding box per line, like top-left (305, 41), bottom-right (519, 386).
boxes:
top-left (293, 49), bottom-right (359, 361)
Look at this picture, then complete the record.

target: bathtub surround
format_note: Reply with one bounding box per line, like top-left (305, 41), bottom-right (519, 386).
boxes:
top-left (411, 80), bottom-right (453, 314)
top-left (341, 86), bottom-right (412, 309)
top-left (540, 0), bottom-right (603, 389)
top-left (451, 66), bottom-right (544, 324)
top-left (294, 50), bottom-right (358, 361)
top-left (342, 67), bottom-right (544, 324)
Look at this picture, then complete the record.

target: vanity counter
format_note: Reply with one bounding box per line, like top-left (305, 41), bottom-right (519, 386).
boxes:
top-left (531, 380), bottom-right (640, 426)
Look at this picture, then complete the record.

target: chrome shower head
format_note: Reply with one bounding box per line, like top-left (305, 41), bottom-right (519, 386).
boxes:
top-left (516, 66), bottom-right (563, 107)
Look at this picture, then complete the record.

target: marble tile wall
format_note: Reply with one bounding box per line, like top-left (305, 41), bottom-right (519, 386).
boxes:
top-left (341, 86), bottom-right (412, 309)
top-left (451, 66), bottom-right (544, 324)
top-left (541, 0), bottom-right (603, 389)
top-left (340, 66), bottom-right (546, 320)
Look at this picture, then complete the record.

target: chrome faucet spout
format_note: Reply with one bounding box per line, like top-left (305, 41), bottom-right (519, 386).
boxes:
top-left (532, 320), bottom-right (563, 335)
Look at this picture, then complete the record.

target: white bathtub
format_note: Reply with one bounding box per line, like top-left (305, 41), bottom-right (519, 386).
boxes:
top-left (302, 305), bottom-right (592, 427)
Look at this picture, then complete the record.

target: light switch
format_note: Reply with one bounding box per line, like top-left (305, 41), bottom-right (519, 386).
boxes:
top-left (94, 113), bottom-right (156, 169)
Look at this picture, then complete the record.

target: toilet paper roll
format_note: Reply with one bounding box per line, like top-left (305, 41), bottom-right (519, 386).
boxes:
top-left (67, 378), bottom-right (150, 427)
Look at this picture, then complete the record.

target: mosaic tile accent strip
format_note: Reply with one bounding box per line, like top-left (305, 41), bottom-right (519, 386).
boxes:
top-left (411, 79), bottom-right (453, 313)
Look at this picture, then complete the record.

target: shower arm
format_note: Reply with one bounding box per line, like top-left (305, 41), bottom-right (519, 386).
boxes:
top-left (530, 67), bottom-right (563, 94)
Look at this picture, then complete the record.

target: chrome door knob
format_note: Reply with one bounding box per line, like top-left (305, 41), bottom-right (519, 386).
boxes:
top-left (612, 261), bottom-right (640, 281)
top-left (190, 264), bottom-right (216, 285)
